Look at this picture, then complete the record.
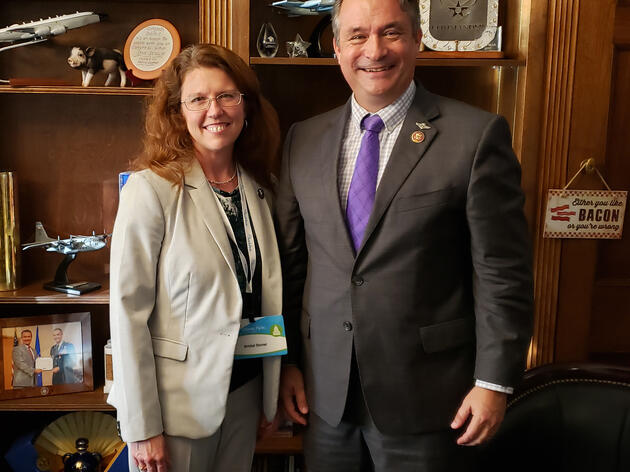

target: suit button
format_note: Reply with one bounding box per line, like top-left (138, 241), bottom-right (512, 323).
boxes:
top-left (343, 321), bottom-right (353, 331)
top-left (351, 276), bottom-right (364, 286)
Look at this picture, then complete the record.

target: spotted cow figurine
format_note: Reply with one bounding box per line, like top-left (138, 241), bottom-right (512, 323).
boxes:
top-left (67, 47), bottom-right (127, 87)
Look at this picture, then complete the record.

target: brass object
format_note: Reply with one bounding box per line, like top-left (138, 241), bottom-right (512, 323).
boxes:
top-left (0, 172), bottom-right (20, 290)
top-left (411, 131), bottom-right (425, 143)
top-left (62, 438), bottom-right (102, 472)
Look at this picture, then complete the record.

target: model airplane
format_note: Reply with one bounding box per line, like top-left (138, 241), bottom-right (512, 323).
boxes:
top-left (22, 221), bottom-right (109, 255)
top-left (0, 11), bottom-right (104, 53)
top-left (271, 1), bottom-right (334, 16)
top-left (22, 222), bottom-right (110, 295)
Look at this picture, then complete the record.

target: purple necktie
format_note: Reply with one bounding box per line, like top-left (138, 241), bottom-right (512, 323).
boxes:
top-left (346, 114), bottom-right (384, 252)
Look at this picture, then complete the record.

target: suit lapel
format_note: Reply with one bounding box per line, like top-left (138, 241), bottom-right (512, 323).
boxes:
top-left (185, 159), bottom-right (238, 279)
top-left (320, 101), bottom-right (355, 253)
top-left (359, 86), bottom-right (440, 255)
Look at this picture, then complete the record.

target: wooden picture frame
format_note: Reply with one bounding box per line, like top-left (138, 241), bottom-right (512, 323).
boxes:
top-left (0, 312), bottom-right (93, 400)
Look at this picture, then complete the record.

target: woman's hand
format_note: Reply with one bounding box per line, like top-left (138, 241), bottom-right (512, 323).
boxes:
top-left (130, 434), bottom-right (170, 472)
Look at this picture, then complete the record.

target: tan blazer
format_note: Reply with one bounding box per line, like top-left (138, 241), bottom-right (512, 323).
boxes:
top-left (108, 159), bottom-right (282, 442)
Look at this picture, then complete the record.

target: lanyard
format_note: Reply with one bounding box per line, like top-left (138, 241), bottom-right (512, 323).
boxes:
top-left (211, 165), bottom-right (257, 294)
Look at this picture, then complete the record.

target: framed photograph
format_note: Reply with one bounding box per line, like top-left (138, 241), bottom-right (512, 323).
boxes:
top-left (0, 312), bottom-right (93, 400)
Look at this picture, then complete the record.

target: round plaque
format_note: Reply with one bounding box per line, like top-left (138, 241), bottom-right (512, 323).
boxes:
top-left (124, 19), bottom-right (181, 80)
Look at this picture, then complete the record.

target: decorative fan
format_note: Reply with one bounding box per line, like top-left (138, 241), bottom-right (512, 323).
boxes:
top-left (34, 412), bottom-right (124, 471)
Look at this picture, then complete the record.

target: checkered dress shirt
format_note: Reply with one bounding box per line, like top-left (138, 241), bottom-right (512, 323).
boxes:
top-left (338, 82), bottom-right (416, 212)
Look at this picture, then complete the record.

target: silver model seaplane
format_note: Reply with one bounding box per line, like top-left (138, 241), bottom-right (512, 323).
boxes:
top-left (0, 11), bottom-right (104, 53)
top-left (22, 221), bottom-right (109, 255)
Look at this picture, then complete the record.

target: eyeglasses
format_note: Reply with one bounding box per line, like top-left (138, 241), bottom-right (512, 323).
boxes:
top-left (181, 92), bottom-right (244, 111)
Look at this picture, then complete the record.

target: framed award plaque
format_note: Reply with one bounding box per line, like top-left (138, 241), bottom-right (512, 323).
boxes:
top-left (124, 19), bottom-right (181, 80)
top-left (419, 0), bottom-right (499, 52)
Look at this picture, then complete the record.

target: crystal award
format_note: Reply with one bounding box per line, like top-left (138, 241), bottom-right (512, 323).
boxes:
top-left (257, 22), bottom-right (279, 58)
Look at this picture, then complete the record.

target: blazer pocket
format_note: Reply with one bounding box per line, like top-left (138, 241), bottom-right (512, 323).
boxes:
top-left (152, 337), bottom-right (188, 361)
top-left (395, 188), bottom-right (452, 212)
top-left (419, 317), bottom-right (475, 354)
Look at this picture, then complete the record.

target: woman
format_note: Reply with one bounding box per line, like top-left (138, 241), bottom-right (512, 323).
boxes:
top-left (108, 44), bottom-right (282, 472)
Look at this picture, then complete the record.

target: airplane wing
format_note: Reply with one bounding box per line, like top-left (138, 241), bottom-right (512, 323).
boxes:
top-left (22, 240), bottom-right (58, 251)
top-left (0, 29), bottom-right (37, 42)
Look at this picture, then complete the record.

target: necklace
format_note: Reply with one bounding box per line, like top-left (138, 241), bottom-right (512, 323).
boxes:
top-left (208, 168), bottom-right (237, 185)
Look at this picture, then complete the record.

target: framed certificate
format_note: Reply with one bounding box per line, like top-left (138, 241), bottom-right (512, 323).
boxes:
top-left (35, 357), bottom-right (53, 371)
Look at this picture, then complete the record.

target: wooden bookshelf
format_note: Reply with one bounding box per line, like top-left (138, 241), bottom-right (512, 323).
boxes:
top-left (0, 385), bottom-right (113, 412)
top-left (250, 56), bottom-right (524, 68)
top-left (0, 281), bottom-right (109, 305)
top-left (255, 432), bottom-right (303, 455)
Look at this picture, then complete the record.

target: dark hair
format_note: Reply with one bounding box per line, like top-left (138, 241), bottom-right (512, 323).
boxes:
top-left (20, 329), bottom-right (32, 336)
top-left (332, 0), bottom-right (420, 39)
top-left (134, 44), bottom-right (280, 190)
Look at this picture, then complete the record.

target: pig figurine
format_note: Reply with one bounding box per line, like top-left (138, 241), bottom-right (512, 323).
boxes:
top-left (68, 47), bottom-right (127, 87)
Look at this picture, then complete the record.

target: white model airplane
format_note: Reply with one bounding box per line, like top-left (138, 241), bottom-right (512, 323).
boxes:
top-left (22, 221), bottom-right (109, 255)
top-left (271, 1), bottom-right (334, 16)
top-left (0, 11), bottom-right (104, 53)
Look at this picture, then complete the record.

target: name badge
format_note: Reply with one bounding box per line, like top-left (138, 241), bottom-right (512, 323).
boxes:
top-left (234, 315), bottom-right (288, 360)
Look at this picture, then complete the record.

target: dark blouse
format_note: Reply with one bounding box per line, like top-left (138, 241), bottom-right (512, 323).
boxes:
top-left (213, 186), bottom-right (262, 392)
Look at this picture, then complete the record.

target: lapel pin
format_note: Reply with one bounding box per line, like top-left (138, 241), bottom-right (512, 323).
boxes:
top-left (257, 188), bottom-right (265, 199)
top-left (411, 130), bottom-right (425, 143)
top-left (415, 122), bottom-right (431, 130)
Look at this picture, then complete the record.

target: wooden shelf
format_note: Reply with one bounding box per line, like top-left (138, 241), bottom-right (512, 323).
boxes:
top-left (255, 432), bottom-right (303, 454)
top-left (0, 281), bottom-right (110, 305)
top-left (250, 55), bottom-right (523, 67)
top-left (0, 85), bottom-right (153, 96)
top-left (0, 385), bottom-right (113, 412)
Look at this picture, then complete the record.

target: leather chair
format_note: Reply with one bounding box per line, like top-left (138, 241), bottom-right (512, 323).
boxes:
top-left (479, 363), bottom-right (630, 472)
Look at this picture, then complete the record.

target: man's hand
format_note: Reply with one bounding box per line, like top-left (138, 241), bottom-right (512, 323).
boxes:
top-left (280, 365), bottom-right (309, 425)
top-left (52, 367), bottom-right (60, 374)
top-left (450, 386), bottom-right (507, 446)
top-left (130, 434), bottom-right (170, 472)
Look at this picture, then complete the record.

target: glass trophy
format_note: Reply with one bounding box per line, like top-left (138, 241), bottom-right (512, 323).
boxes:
top-left (286, 33), bottom-right (311, 58)
top-left (257, 22), bottom-right (279, 58)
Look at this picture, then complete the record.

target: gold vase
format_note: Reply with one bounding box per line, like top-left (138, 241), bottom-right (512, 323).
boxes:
top-left (0, 172), bottom-right (20, 291)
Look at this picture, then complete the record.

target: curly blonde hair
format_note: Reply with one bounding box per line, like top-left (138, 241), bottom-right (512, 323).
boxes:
top-left (133, 44), bottom-right (280, 189)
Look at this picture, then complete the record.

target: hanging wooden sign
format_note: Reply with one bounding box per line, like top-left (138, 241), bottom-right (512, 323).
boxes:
top-left (543, 159), bottom-right (627, 239)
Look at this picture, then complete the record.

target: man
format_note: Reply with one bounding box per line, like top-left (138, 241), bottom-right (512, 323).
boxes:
top-left (50, 328), bottom-right (79, 384)
top-left (12, 329), bottom-right (42, 388)
top-left (275, 0), bottom-right (533, 470)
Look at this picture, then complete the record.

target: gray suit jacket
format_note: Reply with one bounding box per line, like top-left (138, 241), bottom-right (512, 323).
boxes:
top-left (275, 84), bottom-right (533, 435)
top-left (12, 344), bottom-right (36, 387)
